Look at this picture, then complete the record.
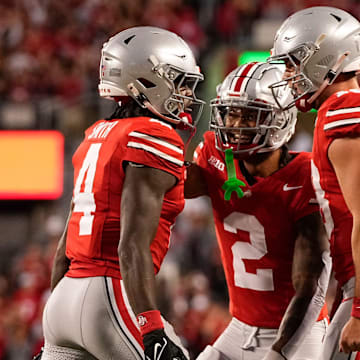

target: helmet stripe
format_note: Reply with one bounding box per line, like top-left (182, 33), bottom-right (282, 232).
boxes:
top-left (233, 62), bottom-right (261, 93)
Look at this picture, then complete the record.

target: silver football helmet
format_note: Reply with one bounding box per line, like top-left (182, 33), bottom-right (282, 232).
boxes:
top-left (210, 62), bottom-right (297, 156)
top-left (98, 26), bottom-right (205, 129)
top-left (269, 6), bottom-right (360, 109)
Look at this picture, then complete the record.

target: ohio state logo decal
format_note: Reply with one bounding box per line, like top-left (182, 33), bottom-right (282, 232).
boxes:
top-left (137, 315), bottom-right (148, 327)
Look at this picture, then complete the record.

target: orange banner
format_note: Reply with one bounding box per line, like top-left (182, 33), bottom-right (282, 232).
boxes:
top-left (0, 131), bottom-right (64, 199)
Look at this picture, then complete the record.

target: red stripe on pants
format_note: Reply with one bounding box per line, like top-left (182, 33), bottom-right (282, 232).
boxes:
top-left (111, 278), bottom-right (144, 349)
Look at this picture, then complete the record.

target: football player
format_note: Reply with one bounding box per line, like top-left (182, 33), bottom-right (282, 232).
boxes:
top-left (39, 26), bottom-right (204, 360)
top-left (268, 6), bottom-right (360, 357)
top-left (185, 62), bottom-right (331, 360)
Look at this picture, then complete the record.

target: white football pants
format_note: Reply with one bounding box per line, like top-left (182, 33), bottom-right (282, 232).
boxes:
top-left (197, 316), bottom-right (328, 360)
top-left (41, 276), bottom-right (188, 360)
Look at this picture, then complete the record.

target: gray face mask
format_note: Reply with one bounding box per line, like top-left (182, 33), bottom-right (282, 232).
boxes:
top-left (210, 62), bottom-right (297, 157)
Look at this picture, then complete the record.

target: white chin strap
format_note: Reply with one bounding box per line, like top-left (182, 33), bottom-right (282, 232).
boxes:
top-left (143, 100), bottom-right (180, 125)
top-left (127, 82), bottom-right (180, 125)
top-left (307, 51), bottom-right (350, 104)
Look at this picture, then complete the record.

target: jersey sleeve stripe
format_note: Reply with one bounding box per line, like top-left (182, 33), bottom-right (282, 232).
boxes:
top-left (324, 118), bottom-right (360, 130)
top-left (149, 118), bottom-right (173, 129)
top-left (193, 151), bottom-right (198, 160)
top-left (326, 107), bottom-right (360, 117)
top-left (127, 141), bottom-right (184, 166)
top-left (129, 131), bottom-right (183, 154)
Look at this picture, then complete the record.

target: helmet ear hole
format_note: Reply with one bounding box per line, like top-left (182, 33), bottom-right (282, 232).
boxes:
top-left (124, 35), bottom-right (136, 45)
top-left (137, 78), bottom-right (156, 89)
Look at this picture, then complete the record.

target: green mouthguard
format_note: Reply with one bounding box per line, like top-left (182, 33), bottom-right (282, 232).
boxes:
top-left (222, 148), bottom-right (246, 201)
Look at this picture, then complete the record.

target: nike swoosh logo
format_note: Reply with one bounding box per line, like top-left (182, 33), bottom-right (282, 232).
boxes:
top-left (284, 34), bottom-right (297, 42)
top-left (283, 184), bottom-right (303, 191)
top-left (153, 338), bottom-right (167, 360)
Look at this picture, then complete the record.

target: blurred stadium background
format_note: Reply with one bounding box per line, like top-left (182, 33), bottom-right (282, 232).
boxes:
top-left (0, 0), bottom-right (354, 358)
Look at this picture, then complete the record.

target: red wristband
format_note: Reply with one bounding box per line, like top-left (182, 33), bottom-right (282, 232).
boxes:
top-left (351, 297), bottom-right (360, 319)
top-left (136, 310), bottom-right (164, 336)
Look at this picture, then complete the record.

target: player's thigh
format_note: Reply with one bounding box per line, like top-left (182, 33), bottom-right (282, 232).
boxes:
top-left (81, 276), bottom-right (144, 360)
top-left (293, 318), bottom-right (328, 360)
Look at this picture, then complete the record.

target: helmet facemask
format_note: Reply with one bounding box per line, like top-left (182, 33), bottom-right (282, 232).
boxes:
top-left (268, 43), bottom-right (319, 110)
top-left (210, 62), bottom-right (297, 158)
top-left (159, 63), bottom-right (205, 130)
top-left (211, 97), bottom-right (280, 157)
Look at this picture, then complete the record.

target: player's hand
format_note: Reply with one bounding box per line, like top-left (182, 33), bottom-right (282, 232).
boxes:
top-left (143, 329), bottom-right (188, 360)
top-left (339, 316), bottom-right (360, 353)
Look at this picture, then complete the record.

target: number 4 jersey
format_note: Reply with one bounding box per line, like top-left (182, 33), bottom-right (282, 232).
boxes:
top-left (194, 131), bottom-right (327, 328)
top-left (66, 117), bottom-right (185, 279)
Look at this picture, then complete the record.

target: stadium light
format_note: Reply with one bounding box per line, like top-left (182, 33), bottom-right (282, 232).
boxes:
top-left (238, 51), bottom-right (270, 65)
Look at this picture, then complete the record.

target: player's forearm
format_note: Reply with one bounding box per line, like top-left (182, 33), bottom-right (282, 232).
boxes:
top-left (119, 165), bottom-right (175, 315)
top-left (271, 250), bottom-right (331, 358)
top-left (50, 230), bottom-right (70, 291)
top-left (351, 217), bottom-right (360, 298)
top-left (50, 249), bottom-right (70, 291)
top-left (119, 186), bottom-right (162, 315)
top-left (271, 293), bottom-right (319, 354)
top-left (50, 208), bottom-right (72, 291)
top-left (119, 235), bottom-right (157, 315)
top-left (263, 286), bottom-right (326, 360)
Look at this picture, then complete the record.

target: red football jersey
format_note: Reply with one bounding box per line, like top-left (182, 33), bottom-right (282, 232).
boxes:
top-left (194, 131), bottom-right (325, 328)
top-left (312, 90), bottom-right (360, 287)
top-left (66, 117), bottom-right (185, 279)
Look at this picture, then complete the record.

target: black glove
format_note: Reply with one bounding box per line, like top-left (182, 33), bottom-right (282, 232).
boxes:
top-left (143, 329), bottom-right (188, 360)
top-left (32, 348), bottom-right (43, 360)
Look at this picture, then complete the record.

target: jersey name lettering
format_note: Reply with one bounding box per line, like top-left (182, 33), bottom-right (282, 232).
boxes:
top-left (88, 121), bottom-right (118, 140)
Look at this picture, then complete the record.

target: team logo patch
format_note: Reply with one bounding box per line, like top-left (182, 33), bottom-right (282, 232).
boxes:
top-left (208, 156), bottom-right (225, 171)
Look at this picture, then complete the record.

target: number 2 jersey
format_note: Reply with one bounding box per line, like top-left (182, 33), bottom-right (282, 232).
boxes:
top-left (194, 131), bottom-right (327, 328)
top-left (312, 90), bottom-right (360, 287)
top-left (65, 117), bottom-right (185, 279)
